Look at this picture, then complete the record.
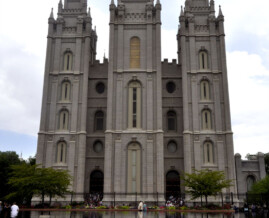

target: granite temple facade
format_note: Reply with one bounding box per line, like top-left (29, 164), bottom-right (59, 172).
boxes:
top-left (36, 0), bottom-right (266, 203)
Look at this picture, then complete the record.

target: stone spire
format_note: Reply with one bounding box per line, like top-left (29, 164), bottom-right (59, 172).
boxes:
top-left (50, 8), bottom-right (54, 19)
top-left (110, 0), bottom-right (114, 5)
top-left (87, 7), bottom-right (91, 17)
top-left (180, 5), bottom-right (184, 16)
top-left (58, 0), bottom-right (63, 14)
top-left (218, 5), bottom-right (223, 17)
top-left (210, 0), bottom-right (215, 12)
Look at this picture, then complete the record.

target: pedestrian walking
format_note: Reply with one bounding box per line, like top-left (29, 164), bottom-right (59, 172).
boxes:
top-left (0, 201), bottom-right (2, 215)
top-left (138, 201), bottom-right (143, 211)
top-left (10, 202), bottom-right (19, 218)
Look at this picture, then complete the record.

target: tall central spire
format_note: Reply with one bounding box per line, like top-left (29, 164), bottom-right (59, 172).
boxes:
top-left (186, 0), bottom-right (209, 7)
top-left (64, 0), bottom-right (87, 11)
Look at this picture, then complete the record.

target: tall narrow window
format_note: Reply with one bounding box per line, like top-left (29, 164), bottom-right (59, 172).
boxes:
top-left (127, 143), bottom-right (141, 193)
top-left (247, 176), bottom-right (256, 192)
top-left (199, 51), bottom-right (208, 70)
top-left (59, 110), bottom-right (69, 130)
top-left (130, 37), bottom-right (140, 69)
top-left (95, 111), bottom-right (104, 131)
top-left (61, 81), bottom-right (71, 101)
top-left (64, 52), bottom-right (73, 71)
top-left (128, 82), bottom-right (141, 129)
top-left (167, 111), bottom-right (177, 131)
top-left (57, 142), bottom-right (66, 163)
top-left (202, 109), bottom-right (212, 130)
top-left (201, 80), bottom-right (210, 100)
top-left (203, 142), bottom-right (214, 164)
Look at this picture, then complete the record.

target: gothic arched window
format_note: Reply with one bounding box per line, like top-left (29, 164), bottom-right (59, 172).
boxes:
top-left (199, 51), bottom-right (208, 70)
top-left (56, 141), bottom-right (67, 163)
top-left (130, 37), bottom-right (140, 69)
top-left (201, 109), bottom-right (212, 130)
top-left (127, 143), bottom-right (141, 193)
top-left (64, 52), bottom-right (73, 71)
top-left (167, 111), bottom-right (177, 131)
top-left (95, 111), bottom-right (104, 131)
top-left (201, 80), bottom-right (210, 100)
top-left (61, 81), bottom-right (71, 101)
top-left (203, 141), bottom-right (214, 164)
top-left (59, 110), bottom-right (69, 130)
top-left (128, 81), bottom-right (141, 129)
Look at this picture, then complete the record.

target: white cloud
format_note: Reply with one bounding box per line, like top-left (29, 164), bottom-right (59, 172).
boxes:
top-left (162, 28), bottom-right (178, 61)
top-left (0, 0), bottom-right (268, 158)
top-left (218, 0), bottom-right (269, 37)
top-left (91, 5), bottom-right (109, 60)
top-left (0, 35), bottom-right (43, 136)
top-left (227, 51), bottom-right (269, 157)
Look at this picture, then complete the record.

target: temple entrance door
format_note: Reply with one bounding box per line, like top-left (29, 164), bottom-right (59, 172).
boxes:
top-left (90, 170), bottom-right (104, 193)
top-left (166, 170), bottom-right (181, 199)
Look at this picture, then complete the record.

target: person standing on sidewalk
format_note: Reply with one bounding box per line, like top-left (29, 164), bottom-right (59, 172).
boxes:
top-left (0, 201), bottom-right (2, 215)
top-left (10, 202), bottom-right (19, 218)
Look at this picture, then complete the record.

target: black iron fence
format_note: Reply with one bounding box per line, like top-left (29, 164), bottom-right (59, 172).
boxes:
top-left (61, 192), bottom-right (269, 208)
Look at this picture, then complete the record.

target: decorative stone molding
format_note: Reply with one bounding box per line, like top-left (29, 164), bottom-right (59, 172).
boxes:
top-left (195, 25), bottom-right (209, 32)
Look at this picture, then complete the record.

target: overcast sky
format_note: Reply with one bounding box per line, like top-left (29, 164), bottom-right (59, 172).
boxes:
top-left (0, 0), bottom-right (268, 160)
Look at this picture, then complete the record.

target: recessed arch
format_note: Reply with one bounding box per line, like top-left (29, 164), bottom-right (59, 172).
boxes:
top-left (63, 51), bottom-right (73, 71)
top-left (203, 141), bottom-right (214, 164)
top-left (127, 142), bottom-right (141, 193)
top-left (201, 109), bottom-right (212, 130)
top-left (130, 37), bottom-right (140, 69)
top-left (128, 81), bottom-right (142, 129)
top-left (61, 80), bottom-right (71, 101)
top-left (199, 50), bottom-right (208, 70)
top-left (167, 110), bottom-right (177, 131)
top-left (59, 109), bottom-right (69, 130)
top-left (246, 175), bottom-right (256, 192)
top-left (94, 111), bottom-right (104, 131)
top-left (56, 141), bottom-right (67, 163)
top-left (166, 170), bottom-right (181, 199)
top-left (200, 79), bottom-right (210, 100)
top-left (90, 170), bottom-right (104, 193)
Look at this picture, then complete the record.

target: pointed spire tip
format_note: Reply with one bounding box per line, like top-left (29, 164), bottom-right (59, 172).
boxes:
top-left (50, 8), bottom-right (54, 18)
top-left (87, 7), bottom-right (91, 17)
top-left (180, 5), bottom-right (184, 15)
top-left (219, 5), bottom-right (223, 16)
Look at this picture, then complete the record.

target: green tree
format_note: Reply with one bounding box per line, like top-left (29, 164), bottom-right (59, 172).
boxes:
top-left (0, 151), bottom-right (21, 200)
top-left (183, 169), bottom-right (232, 205)
top-left (27, 156), bottom-right (36, 166)
top-left (35, 167), bottom-right (72, 205)
top-left (249, 175), bottom-right (269, 194)
top-left (6, 163), bottom-right (38, 205)
top-left (7, 164), bottom-right (72, 206)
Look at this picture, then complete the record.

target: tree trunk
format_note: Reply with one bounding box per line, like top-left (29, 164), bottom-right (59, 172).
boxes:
top-left (49, 194), bottom-right (52, 207)
top-left (205, 195), bottom-right (208, 206)
top-left (42, 191), bottom-right (45, 207)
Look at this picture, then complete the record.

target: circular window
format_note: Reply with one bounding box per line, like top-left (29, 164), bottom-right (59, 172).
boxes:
top-left (166, 82), bottom-right (176, 93)
top-left (93, 141), bottom-right (103, 153)
top-left (167, 141), bottom-right (177, 153)
top-left (96, 82), bottom-right (105, 94)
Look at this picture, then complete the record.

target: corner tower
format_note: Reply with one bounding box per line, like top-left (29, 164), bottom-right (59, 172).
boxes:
top-left (178, 0), bottom-right (237, 194)
top-left (36, 0), bottom-right (97, 201)
top-left (104, 0), bottom-right (165, 202)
